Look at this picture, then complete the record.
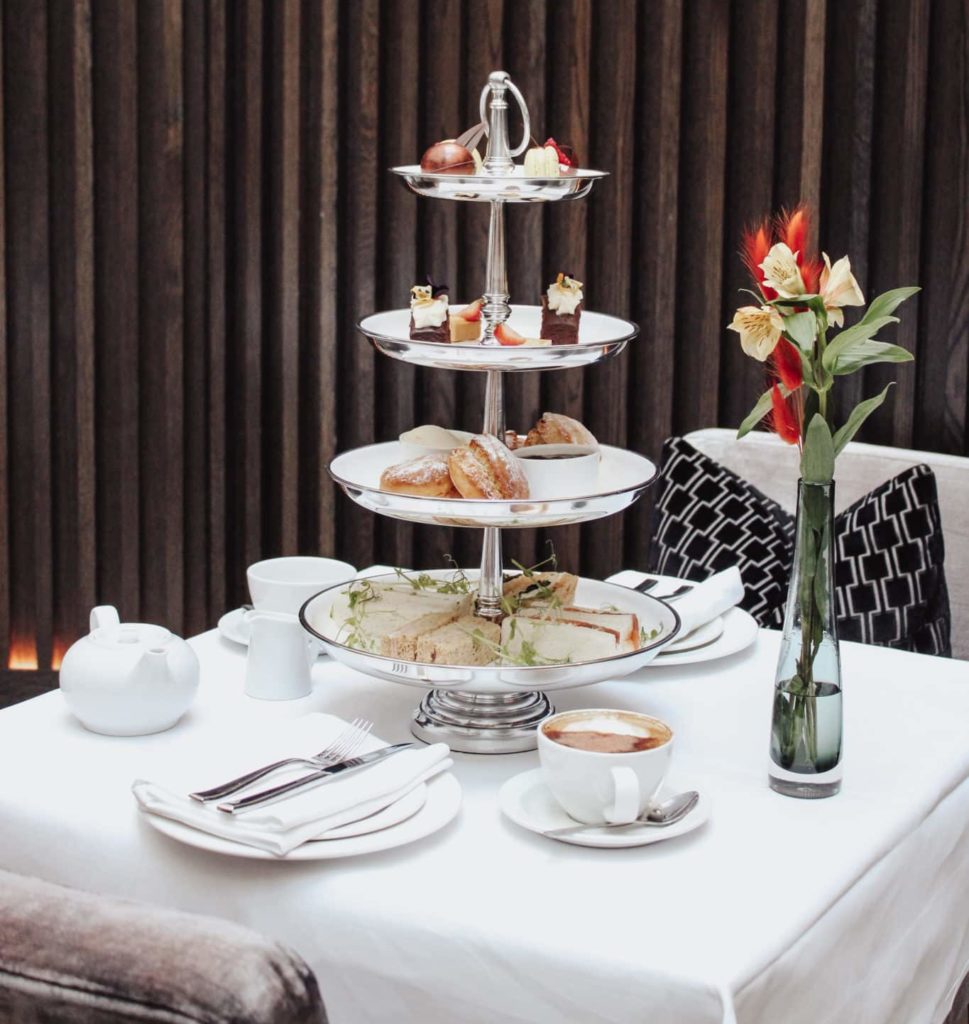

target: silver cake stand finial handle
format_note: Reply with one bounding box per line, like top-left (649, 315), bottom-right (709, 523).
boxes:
top-left (479, 71), bottom-right (531, 173)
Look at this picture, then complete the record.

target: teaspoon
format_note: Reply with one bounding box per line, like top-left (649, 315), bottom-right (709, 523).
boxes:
top-left (544, 790), bottom-right (700, 839)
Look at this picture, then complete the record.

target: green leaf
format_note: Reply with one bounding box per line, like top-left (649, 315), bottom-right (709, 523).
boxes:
top-left (821, 315), bottom-right (899, 372)
top-left (784, 311), bottom-right (818, 350)
top-left (830, 340), bottom-right (914, 376)
top-left (860, 286), bottom-right (920, 326)
top-left (831, 384), bottom-right (894, 455)
top-left (800, 414), bottom-right (834, 483)
top-left (769, 294), bottom-right (820, 308)
top-left (737, 388), bottom-right (775, 439)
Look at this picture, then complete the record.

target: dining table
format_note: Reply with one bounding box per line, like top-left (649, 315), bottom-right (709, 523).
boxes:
top-left (1, 605), bottom-right (968, 1024)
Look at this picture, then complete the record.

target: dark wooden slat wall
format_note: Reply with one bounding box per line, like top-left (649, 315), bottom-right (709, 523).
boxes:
top-left (1, 0), bottom-right (968, 672)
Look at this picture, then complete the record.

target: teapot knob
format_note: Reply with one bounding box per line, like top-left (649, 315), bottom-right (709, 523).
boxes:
top-left (90, 606), bottom-right (121, 633)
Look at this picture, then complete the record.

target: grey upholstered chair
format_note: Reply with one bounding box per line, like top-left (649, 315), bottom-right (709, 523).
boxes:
top-left (685, 428), bottom-right (969, 660)
top-left (0, 869), bottom-right (327, 1023)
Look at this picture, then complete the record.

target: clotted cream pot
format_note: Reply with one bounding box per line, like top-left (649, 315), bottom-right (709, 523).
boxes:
top-left (59, 606), bottom-right (200, 735)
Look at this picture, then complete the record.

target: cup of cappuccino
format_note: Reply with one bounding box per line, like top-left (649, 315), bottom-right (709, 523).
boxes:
top-left (538, 709), bottom-right (674, 825)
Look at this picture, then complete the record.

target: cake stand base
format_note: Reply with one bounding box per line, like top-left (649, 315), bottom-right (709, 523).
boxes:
top-left (412, 689), bottom-right (554, 753)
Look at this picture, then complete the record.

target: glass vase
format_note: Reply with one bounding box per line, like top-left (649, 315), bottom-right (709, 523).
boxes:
top-left (768, 479), bottom-right (843, 798)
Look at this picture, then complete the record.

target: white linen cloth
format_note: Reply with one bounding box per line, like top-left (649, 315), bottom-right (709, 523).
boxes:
top-left (1, 628), bottom-right (969, 1023)
top-left (132, 715), bottom-right (451, 856)
top-left (608, 565), bottom-right (745, 635)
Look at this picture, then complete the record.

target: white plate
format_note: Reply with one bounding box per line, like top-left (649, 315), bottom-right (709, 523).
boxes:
top-left (656, 607), bottom-right (758, 666)
top-left (307, 783), bottom-right (427, 841)
top-left (662, 615), bottom-right (724, 654)
top-left (499, 769), bottom-right (710, 849)
top-left (358, 303), bottom-right (636, 373)
top-left (329, 442), bottom-right (657, 529)
top-left (142, 771), bottom-right (461, 861)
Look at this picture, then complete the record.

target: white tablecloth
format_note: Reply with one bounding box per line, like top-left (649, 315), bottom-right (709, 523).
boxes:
top-left (1, 628), bottom-right (968, 1024)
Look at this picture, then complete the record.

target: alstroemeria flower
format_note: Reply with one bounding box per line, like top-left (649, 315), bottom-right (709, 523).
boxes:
top-left (819, 252), bottom-right (865, 327)
top-left (770, 384), bottom-right (801, 445)
top-left (759, 243), bottom-right (807, 298)
top-left (727, 305), bottom-right (785, 361)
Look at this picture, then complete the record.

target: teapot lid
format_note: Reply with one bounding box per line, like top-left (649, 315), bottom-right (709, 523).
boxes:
top-left (88, 606), bottom-right (172, 650)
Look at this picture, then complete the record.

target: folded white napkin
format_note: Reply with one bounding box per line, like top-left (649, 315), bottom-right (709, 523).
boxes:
top-left (133, 721), bottom-right (452, 856)
top-left (608, 566), bottom-right (745, 637)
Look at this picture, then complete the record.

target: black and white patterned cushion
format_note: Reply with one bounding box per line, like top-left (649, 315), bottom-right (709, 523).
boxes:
top-left (646, 437), bottom-right (951, 657)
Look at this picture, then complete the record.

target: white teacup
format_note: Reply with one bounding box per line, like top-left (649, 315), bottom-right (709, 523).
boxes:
top-left (247, 556), bottom-right (356, 616)
top-left (537, 709), bottom-right (674, 825)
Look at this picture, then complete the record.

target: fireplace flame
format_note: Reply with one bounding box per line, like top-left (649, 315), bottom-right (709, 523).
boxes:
top-left (8, 636), bottom-right (39, 671)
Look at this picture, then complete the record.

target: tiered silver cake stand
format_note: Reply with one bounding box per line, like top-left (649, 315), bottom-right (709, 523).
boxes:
top-left (301, 71), bottom-right (676, 753)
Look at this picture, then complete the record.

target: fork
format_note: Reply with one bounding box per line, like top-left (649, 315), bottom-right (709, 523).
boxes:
top-left (634, 577), bottom-right (695, 601)
top-left (189, 718), bottom-right (374, 803)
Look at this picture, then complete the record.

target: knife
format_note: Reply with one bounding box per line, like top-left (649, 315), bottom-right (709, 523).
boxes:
top-left (216, 742), bottom-right (415, 814)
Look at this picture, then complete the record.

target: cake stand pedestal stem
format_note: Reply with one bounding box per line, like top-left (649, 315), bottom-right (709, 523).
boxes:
top-left (482, 199), bottom-right (509, 343)
top-left (476, 368), bottom-right (506, 621)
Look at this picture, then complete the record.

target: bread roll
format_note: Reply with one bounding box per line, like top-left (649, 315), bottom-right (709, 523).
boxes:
top-left (524, 412), bottom-right (598, 448)
top-left (380, 454), bottom-right (456, 497)
top-left (448, 434), bottom-right (530, 500)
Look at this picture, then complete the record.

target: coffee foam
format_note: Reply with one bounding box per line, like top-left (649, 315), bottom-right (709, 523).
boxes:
top-left (559, 715), bottom-right (649, 737)
top-left (546, 710), bottom-right (670, 741)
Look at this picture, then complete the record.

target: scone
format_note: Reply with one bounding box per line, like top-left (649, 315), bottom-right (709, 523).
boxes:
top-left (448, 434), bottom-right (530, 500)
top-left (524, 412), bottom-right (598, 448)
top-left (380, 454), bottom-right (456, 497)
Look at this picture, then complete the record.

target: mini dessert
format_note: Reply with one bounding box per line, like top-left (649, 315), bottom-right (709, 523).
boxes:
top-left (524, 412), bottom-right (598, 449)
top-left (380, 454), bottom-right (456, 497)
top-left (522, 138), bottom-right (577, 177)
top-left (494, 323), bottom-right (551, 347)
top-left (420, 139), bottom-right (476, 175)
top-left (409, 282), bottom-right (450, 342)
top-left (416, 615), bottom-right (501, 665)
top-left (449, 298), bottom-right (483, 342)
top-left (448, 434), bottom-right (530, 500)
top-left (540, 273), bottom-right (583, 344)
top-left (503, 430), bottom-right (525, 451)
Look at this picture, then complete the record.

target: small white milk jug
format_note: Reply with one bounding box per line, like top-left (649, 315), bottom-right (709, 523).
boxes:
top-left (245, 610), bottom-right (315, 700)
top-left (59, 606), bottom-right (200, 735)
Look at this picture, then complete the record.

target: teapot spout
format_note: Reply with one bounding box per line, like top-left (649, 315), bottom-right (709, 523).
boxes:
top-left (131, 645), bottom-right (172, 688)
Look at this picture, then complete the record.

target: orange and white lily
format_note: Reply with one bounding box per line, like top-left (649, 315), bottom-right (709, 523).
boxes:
top-left (727, 305), bottom-right (785, 361)
top-left (819, 253), bottom-right (865, 327)
top-left (759, 243), bottom-right (807, 299)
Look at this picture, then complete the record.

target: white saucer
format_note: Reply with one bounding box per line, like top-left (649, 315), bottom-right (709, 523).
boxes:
top-left (218, 607), bottom-right (327, 658)
top-left (142, 771), bottom-right (461, 861)
top-left (499, 769), bottom-right (710, 849)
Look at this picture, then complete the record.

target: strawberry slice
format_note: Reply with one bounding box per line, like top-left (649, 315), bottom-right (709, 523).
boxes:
top-left (495, 323), bottom-right (525, 346)
top-left (544, 137), bottom-right (575, 168)
top-left (455, 298), bottom-right (483, 322)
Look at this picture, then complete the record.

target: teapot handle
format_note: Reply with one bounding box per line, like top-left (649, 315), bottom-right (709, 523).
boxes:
top-left (90, 606), bottom-right (121, 633)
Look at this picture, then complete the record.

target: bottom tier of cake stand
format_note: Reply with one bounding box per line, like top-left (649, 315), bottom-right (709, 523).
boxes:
top-left (412, 689), bottom-right (555, 754)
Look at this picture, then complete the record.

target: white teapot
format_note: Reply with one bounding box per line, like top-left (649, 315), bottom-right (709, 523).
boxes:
top-left (59, 606), bottom-right (200, 736)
